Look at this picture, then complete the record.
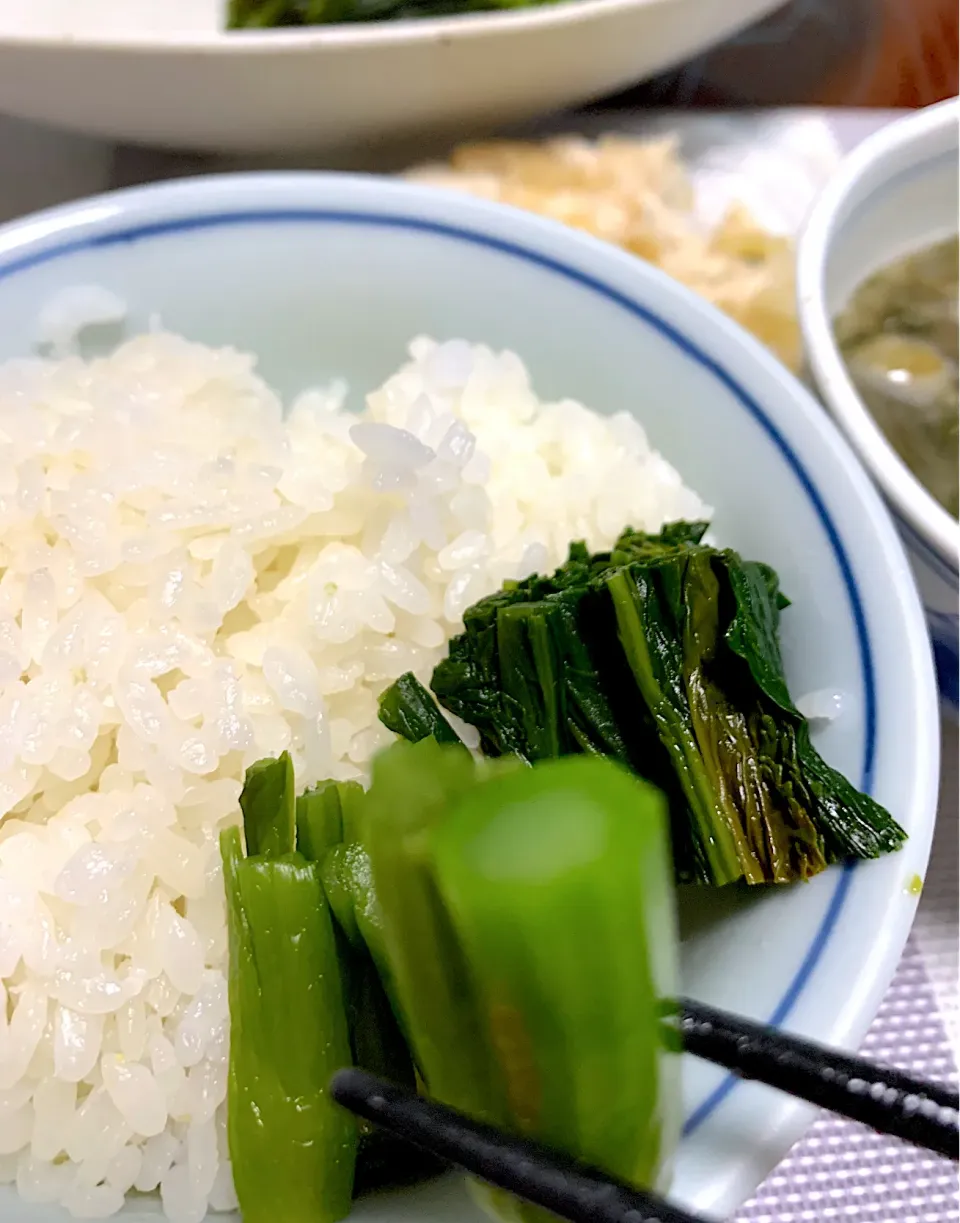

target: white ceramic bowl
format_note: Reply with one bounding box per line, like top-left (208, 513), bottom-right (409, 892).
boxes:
top-left (797, 100), bottom-right (959, 710)
top-left (0, 174), bottom-right (939, 1221)
top-left (0, 0), bottom-right (782, 153)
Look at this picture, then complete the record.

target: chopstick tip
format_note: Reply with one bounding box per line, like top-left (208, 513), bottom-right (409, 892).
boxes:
top-left (331, 1067), bottom-right (390, 1114)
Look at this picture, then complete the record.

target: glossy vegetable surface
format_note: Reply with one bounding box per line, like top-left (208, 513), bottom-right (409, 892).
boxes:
top-left (224, 762), bottom-right (446, 1208)
top-left (380, 522), bottom-right (906, 885)
top-left (359, 741), bottom-right (679, 1219)
top-left (308, 780), bottom-right (448, 1195)
top-left (221, 754), bottom-right (356, 1223)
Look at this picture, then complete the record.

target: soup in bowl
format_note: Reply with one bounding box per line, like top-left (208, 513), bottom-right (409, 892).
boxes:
top-left (798, 99), bottom-right (960, 709)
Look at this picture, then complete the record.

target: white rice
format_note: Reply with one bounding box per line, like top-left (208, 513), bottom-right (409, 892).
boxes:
top-left (0, 332), bottom-right (705, 1220)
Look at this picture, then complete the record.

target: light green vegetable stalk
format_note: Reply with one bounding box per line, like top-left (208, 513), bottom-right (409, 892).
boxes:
top-left (300, 778), bottom-right (447, 1196)
top-left (361, 740), bottom-right (679, 1220)
top-left (362, 739), bottom-right (495, 1114)
top-left (221, 752), bottom-right (356, 1223)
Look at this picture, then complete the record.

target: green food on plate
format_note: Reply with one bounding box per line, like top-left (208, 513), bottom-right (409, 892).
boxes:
top-left (223, 745), bottom-right (676, 1219)
top-left (307, 781), bottom-right (448, 1194)
top-left (221, 754), bottom-right (356, 1223)
top-left (379, 521), bottom-right (906, 886)
top-left (220, 518), bottom-right (909, 1223)
top-left (228, 0), bottom-right (563, 27)
top-left (221, 761), bottom-right (444, 1217)
top-left (360, 742), bottom-right (679, 1219)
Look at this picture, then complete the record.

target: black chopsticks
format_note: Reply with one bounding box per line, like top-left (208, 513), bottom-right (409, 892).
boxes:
top-left (332, 1068), bottom-right (705, 1223)
top-left (676, 998), bottom-right (959, 1159)
top-left (332, 1000), bottom-right (958, 1223)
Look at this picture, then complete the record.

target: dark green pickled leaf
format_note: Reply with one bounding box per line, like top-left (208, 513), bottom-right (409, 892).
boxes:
top-left (723, 554), bottom-right (796, 715)
top-left (497, 603), bottom-right (565, 760)
top-left (432, 592), bottom-right (530, 759)
top-left (722, 551), bottom-right (906, 861)
top-left (611, 521), bottom-right (711, 566)
top-left (794, 723), bottom-right (907, 859)
top-left (755, 560), bottom-right (791, 611)
top-left (681, 553), bottom-right (826, 882)
top-left (229, 0), bottom-right (353, 25)
top-left (377, 673), bottom-right (463, 747)
top-left (228, 0), bottom-right (562, 21)
top-left (381, 519), bottom-right (905, 888)
top-left (543, 590), bottom-right (633, 765)
top-left (606, 560), bottom-right (748, 886)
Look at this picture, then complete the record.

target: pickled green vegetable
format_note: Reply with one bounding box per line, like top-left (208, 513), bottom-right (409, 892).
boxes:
top-left (361, 739), bottom-right (494, 1113)
top-left (380, 523), bottom-right (906, 884)
top-left (228, 0), bottom-right (564, 26)
top-left (358, 743), bottom-right (679, 1220)
top-left (305, 778), bottom-right (444, 1196)
top-left (378, 672), bottom-right (463, 747)
top-left (240, 751), bottom-right (296, 857)
top-left (225, 760), bottom-right (443, 1208)
top-left (221, 754), bottom-right (355, 1223)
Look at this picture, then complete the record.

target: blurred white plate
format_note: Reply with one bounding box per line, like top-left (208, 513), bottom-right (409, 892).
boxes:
top-left (0, 0), bottom-right (784, 153)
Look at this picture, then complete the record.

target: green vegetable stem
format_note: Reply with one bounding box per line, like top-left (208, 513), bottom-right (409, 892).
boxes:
top-left (303, 778), bottom-right (447, 1195)
top-left (221, 752), bottom-right (356, 1223)
top-left (360, 741), bottom-right (680, 1220)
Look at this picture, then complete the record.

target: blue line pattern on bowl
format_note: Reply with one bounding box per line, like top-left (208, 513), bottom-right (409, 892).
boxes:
top-left (0, 205), bottom-right (879, 1138)
top-left (926, 609), bottom-right (960, 709)
top-left (932, 638), bottom-right (959, 709)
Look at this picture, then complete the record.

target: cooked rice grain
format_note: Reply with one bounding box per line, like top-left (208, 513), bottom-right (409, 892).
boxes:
top-left (0, 333), bottom-right (705, 1219)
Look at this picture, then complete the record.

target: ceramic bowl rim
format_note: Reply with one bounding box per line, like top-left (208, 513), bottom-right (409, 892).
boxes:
top-left (0, 171), bottom-right (940, 1218)
top-left (0, 0), bottom-right (768, 54)
top-left (796, 98), bottom-right (960, 573)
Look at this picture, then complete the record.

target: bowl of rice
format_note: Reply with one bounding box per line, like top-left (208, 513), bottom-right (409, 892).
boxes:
top-left (0, 173), bottom-right (938, 1223)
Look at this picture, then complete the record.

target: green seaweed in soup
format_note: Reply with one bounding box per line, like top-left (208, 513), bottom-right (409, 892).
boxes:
top-left (835, 236), bottom-right (959, 518)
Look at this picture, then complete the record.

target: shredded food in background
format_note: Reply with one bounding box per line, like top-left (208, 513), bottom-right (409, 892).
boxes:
top-left (406, 135), bottom-right (801, 372)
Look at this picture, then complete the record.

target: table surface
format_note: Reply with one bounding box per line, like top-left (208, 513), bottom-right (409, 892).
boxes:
top-left (0, 105), bottom-right (955, 1223)
top-left (596, 0), bottom-right (958, 110)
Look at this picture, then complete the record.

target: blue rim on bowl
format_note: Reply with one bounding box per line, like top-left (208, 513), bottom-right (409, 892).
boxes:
top-left (0, 174), bottom-right (939, 1219)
